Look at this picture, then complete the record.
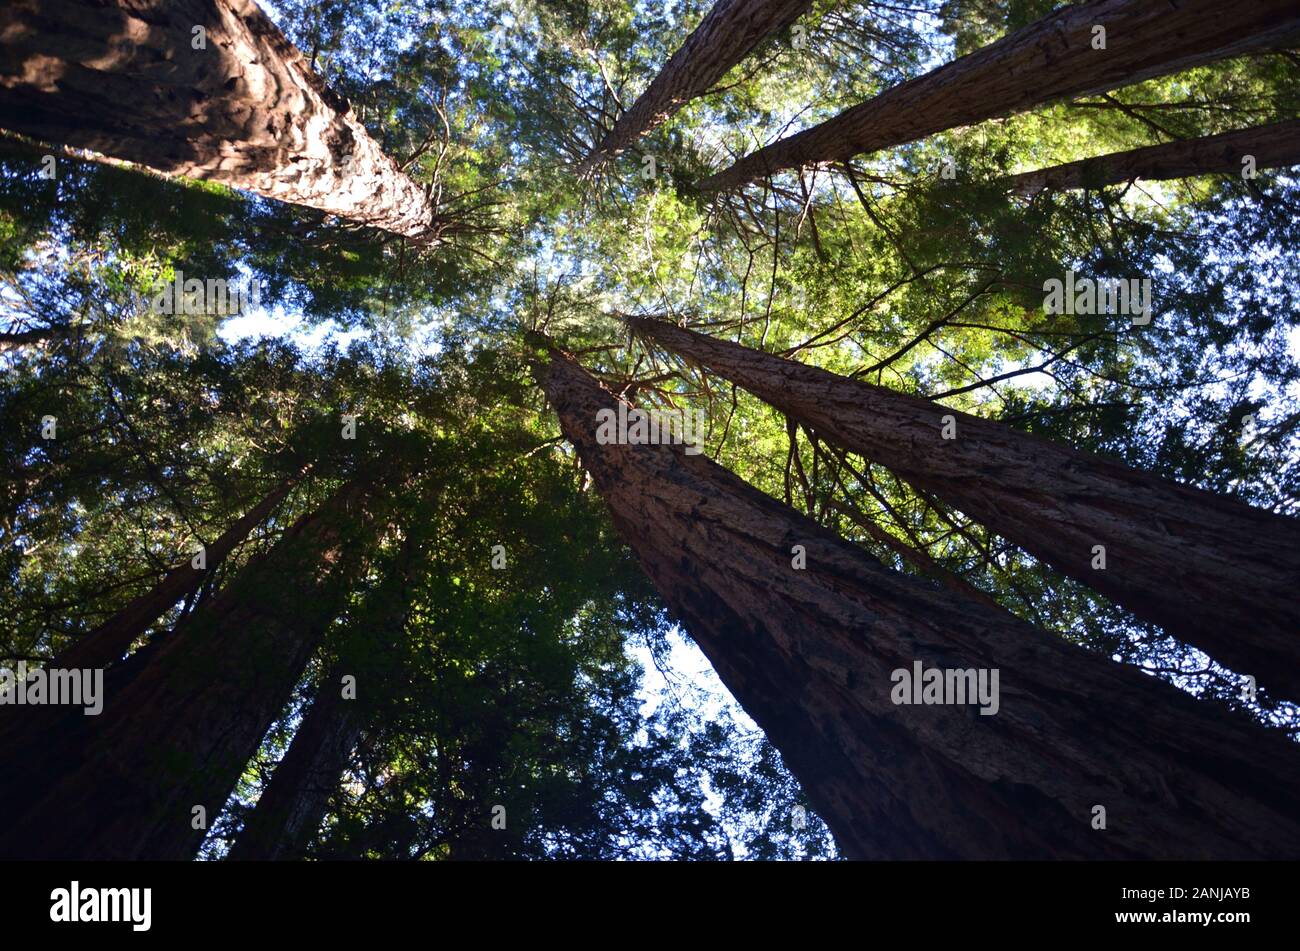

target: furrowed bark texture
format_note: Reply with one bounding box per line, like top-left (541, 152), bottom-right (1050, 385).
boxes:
top-left (1009, 118), bottom-right (1300, 194)
top-left (582, 0), bottom-right (812, 168)
top-left (226, 678), bottom-right (360, 861)
top-left (0, 0), bottom-right (441, 240)
top-left (52, 470), bottom-right (304, 672)
top-left (630, 317), bottom-right (1300, 701)
top-left (539, 349), bottom-right (1300, 859)
top-left (699, 0), bottom-right (1300, 192)
top-left (0, 478), bottom-right (381, 860)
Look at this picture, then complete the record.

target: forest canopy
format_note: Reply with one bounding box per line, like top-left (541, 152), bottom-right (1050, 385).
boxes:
top-left (1, 0), bottom-right (1299, 861)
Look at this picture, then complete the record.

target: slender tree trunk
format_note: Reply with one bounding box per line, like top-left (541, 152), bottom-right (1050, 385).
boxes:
top-left (539, 347), bottom-right (1300, 858)
top-left (699, 0), bottom-right (1300, 192)
top-left (1009, 118), bottom-right (1300, 195)
top-left (0, 0), bottom-right (445, 242)
top-left (580, 0), bottom-right (812, 171)
top-left (629, 316), bottom-right (1300, 700)
top-left (0, 476), bottom-right (387, 860)
top-left (226, 677), bottom-right (361, 860)
top-left (51, 469), bottom-right (305, 672)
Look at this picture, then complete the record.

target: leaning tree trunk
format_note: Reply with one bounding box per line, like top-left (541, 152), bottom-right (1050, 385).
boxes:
top-left (580, 0), bottom-right (812, 171)
top-left (698, 0), bottom-right (1300, 192)
top-left (0, 0), bottom-right (445, 242)
top-left (628, 316), bottom-right (1300, 701)
top-left (52, 468), bottom-right (306, 672)
top-left (226, 675), bottom-right (361, 861)
top-left (1009, 118), bottom-right (1300, 195)
top-left (538, 347), bottom-right (1300, 859)
top-left (0, 476), bottom-right (388, 860)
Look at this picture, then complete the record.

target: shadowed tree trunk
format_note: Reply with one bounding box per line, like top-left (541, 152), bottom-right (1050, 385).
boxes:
top-left (226, 675), bottom-right (361, 861)
top-left (52, 468), bottom-right (306, 672)
top-left (628, 316), bottom-right (1300, 700)
top-left (538, 346), bottom-right (1300, 858)
top-left (0, 0), bottom-right (446, 242)
top-left (698, 0), bottom-right (1300, 192)
top-left (0, 475), bottom-right (391, 860)
top-left (580, 0), bottom-right (813, 172)
top-left (1009, 118), bottom-right (1300, 195)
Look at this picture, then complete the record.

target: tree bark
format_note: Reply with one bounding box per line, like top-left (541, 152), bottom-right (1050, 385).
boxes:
top-left (1009, 118), bottom-right (1300, 195)
top-left (0, 476), bottom-right (385, 860)
top-left (698, 0), bottom-right (1300, 192)
top-left (538, 347), bottom-right (1300, 858)
top-left (629, 316), bottom-right (1300, 701)
top-left (580, 0), bottom-right (813, 171)
top-left (226, 676), bottom-right (360, 861)
top-left (0, 0), bottom-right (445, 242)
top-left (51, 469), bottom-right (305, 672)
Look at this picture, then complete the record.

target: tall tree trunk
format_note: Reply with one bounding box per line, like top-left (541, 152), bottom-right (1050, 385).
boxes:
top-left (538, 347), bottom-right (1300, 858)
top-left (0, 0), bottom-right (445, 242)
top-left (51, 469), bottom-right (305, 672)
top-left (628, 316), bottom-right (1300, 700)
top-left (0, 476), bottom-right (387, 860)
top-left (698, 0), bottom-right (1300, 192)
top-left (580, 0), bottom-right (812, 171)
top-left (1009, 118), bottom-right (1300, 195)
top-left (226, 676), bottom-right (361, 861)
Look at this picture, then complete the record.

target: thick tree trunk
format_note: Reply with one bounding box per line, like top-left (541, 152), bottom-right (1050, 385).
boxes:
top-left (539, 347), bottom-right (1300, 858)
top-left (698, 0), bottom-right (1300, 192)
top-left (51, 470), bottom-right (304, 672)
top-left (580, 0), bottom-right (812, 171)
top-left (226, 677), bottom-right (360, 861)
top-left (1009, 118), bottom-right (1300, 195)
top-left (629, 316), bottom-right (1300, 700)
top-left (0, 477), bottom-right (385, 860)
top-left (0, 0), bottom-right (444, 241)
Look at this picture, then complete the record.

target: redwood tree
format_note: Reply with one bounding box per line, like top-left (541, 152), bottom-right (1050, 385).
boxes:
top-left (52, 467), bottom-right (307, 672)
top-left (538, 345), bottom-right (1300, 859)
top-left (580, 0), bottom-right (813, 171)
top-left (0, 475), bottom-right (390, 860)
top-left (628, 315), bottom-right (1300, 700)
top-left (0, 0), bottom-right (446, 241)
top-left (1008, 118), bottom-right (1300, 195)
top-left (698, 0), bottom-right (1300, 192)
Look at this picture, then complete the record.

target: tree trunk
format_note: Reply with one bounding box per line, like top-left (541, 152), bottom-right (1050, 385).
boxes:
top-left (698, 0), bottom-right (1300, 192)
top-left (629, 316), bottom-right (1300, 701)
top-left (0, 476), bottom-right (386, 860)
top-left (51, 469), bottom-right (305, 672)
top-left (580, 0), bottom-right (812, 171)
top-left (226, 677), bottom-right (360, 861)
top-left (538, 347), bottom-right (1300, 858)
top-left (0, 0), bottom-right (444, 242)
top-left (1009, 118), bottom-right (1300, 195)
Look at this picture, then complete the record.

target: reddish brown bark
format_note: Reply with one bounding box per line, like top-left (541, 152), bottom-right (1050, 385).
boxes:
top-left (226, 677), bottom-right (360, 861)
top-left (699, 0), bottom-right (1300, 192)
top-left (629, 316), bottom-right (1300, 701)
top-left (0, 477), bottom-right (386, 860)
top-left (581, 0), bottom-right (812, 171)
top-left (539, 347), bottom-right (1300, 858)
top-left (0, 0), bottom-right (444, 241)
top-left (1009, 118), bottom-right (1300, 195)
top-left (52, 469), bottom-right (305, 672)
